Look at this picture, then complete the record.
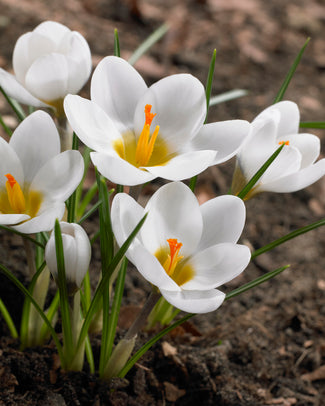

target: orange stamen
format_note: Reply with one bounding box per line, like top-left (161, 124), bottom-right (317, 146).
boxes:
top-left (144, 104), bottom-right (156, 126)
top-left (278, 140), bottom-right (290, 146)
top-left (164, 238), bottom-right (184, 276)
top-left (5, 173), bottom-right (26, 213)
top-left (5, 173), bottom-right (16, 188)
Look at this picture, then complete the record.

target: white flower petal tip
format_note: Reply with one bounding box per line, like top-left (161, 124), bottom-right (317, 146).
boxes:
top-left (232, 101), bottom-right (325, 197)
top-left (112, 182), bottom-right (250, 314)
top-left (0, 111), bottom-right (83, 234)
top-left (3, 21), bottom-right (91, 109)
top-left (45, 222), bottom-right (91, 294)
top-left (67, 57), bottom-right (220, 186)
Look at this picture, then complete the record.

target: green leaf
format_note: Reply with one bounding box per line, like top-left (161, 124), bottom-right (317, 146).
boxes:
top-left (300, 122), bottom-right (325, 129)
top-left (209, 89), bottom-right (248, 106)
top-left (0, 86), bottom-right (26, 121)
top-left (0, 297), bottom-right (18, 338)
top-left (0, 225), bottom-right (45, 249)
top-left (205, 49), bottom-right (217, 123)
top-left (273, 37), bottom-right (310, 104)
top-left (114, 29), bottom-right (121, 57)
top-left (251, 218), bottom-right (325, 259)
top-left (128, 23), bottom-right (169, 66)
top-left (0, 113), bottom-right (12, 136)
top-left (237, 143), bottom-right (285, 200)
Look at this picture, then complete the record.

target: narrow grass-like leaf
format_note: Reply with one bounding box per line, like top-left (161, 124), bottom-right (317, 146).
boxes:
top-left (209, 89), bottom-right (248, 106)
top-left (128, 23), bottom-right (169, 66)
top-left (114, 29), bottom-right (120, 57)
top-left (0, 113), bottom-right (12, 136)
top-left (38, 290), bottom-right (60, 344)
top-left (77, 213), bottom-right (147, 351)
top-left (225, 265), bottom-right (290, 300)
top-left (78, 200), bottom-right (102, 225)
top-left (54, 219), bottom-right (73, 367)
top-left (0, 86), bottom-right (25, 121)
top-left (0, 263), bottom-right (63, 359)
top-left (300, 122), bottom-right (325, 129)
top-left (237, 143), bottom-right (285, 200)
top-left (0, 225), bottom-right (45, 249)
top-left (85, 334), bottom-right (95, 374)
top-left (67, 134), bottom-right (79, 223)
top-left (273, 38), bottom-right (310, 104)
top-left (77, 181), bottom-right (99, 219)
top-left (251, 218), bottom-right (325, 259)
top-left (75, 146), bottom-right (92, 218)
top-left (0, 298), bottom-right (18, 338)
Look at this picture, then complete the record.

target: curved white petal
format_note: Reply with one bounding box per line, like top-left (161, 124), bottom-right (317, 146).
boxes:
top-left (65, 32), bottom-right (92, 94)
top-left (182, 243), bottom-right (250, 290)
top-left (141, 182), bottom-right (203, 257)
top-left (12, 202), bottom-right (65, 233)
top-left (0, 69), bottom-right (48, 107)
top-left (9, 111), bottom-right (60, 184)
top-left (90, 151), bottom-right (156, 186)
top-left (283, 133), bottom-right (320, 168)
top-left (160, 288), bottom-right (225, 313)
top-left (192, 120), bottom-right (250, 164)
top-left (111, 192), bottom-right (145, 248)
top-left (258, 159), bottom-right (325, 193)
top-left (25, 53), bottom-right (69, 101)
top-left (255, 101), bottom-right (299, 136)
top-left (128, 243), bottom-right (180, 291)
top-left (64, 95), bottom-right (120, 152)
top-left (91, 56), bottom-right (147, 133)
top-left (238, 114), bottom-right (279, 180)
top-left (134, 74), bottom-right (206, 150)
top-left (144, 150), bottom-right (217, 181)
top-left (260, 145), bottom-right (301, 185)
top-left (0, 137), bottom-right (24, 188)
top-left (31, 150), bottom-right (84, 201)
top-left (0, 213), bottom-right (30, 225)
top-left (198, 195), bottom-right (246, 250)
top-left (33, 21), bottom-right (70, 45)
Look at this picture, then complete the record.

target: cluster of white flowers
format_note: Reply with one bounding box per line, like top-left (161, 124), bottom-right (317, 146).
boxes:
top-left (0, 20), bottom-right (324, 318)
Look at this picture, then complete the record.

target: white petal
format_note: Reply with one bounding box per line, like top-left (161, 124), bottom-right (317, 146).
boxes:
top-left (183, 243), bottom-right (250, 290)
top-left (31, 150), bottom-right (84, 201)
top-left (0, 213), bottom-right (30, 225)
top-left (141, 182), bottom-right (203, 257)
top-left (33, 21), bottom-right (70, 45)
top-left (90, 151), bottom-right (156, 186)
top-left (144, 150), bottom-right (217, 181)
top-left (260, 145), bottom-right (301, 185)
top-left (91, 56), bottom-right (147, 133)
top-left (0, 69), bottom-right (48, 107)
top-left (9, 111), bottom-right (60, 184)
top-left (198, 195), bottom-right (246, 250)
top-left (0, 137), bottom-right (24, 189)
top-left (238, 114), bottom-right (278, 180)
top-left (258, 159), bottom-right (325, 193)
top-left (283, 133), bottom-right (320, 168)
top-left (160, 288), bottom-right (225, 313)
top-left (64, 95), bottom-right (120, 152)
top-left (134, 74), bottom-right (206, 150)
top-left (25, 53), bottom-right (69, 101)
top-left (192, 120), bottom-right (250, 164)
top-left (255, 101), bottom-right (299, 136)
top-left (65, 32), bottom-right (92, 94)
top-left (111, 192), bottom-right (145, 248)
top-left (128, 243), bottom-right (180, 291)
top-left (12, 202), bottom-right (65, 233)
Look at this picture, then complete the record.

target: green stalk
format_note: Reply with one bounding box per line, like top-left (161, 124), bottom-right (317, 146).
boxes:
top-left (0, 113), bottom-right (12, 136)
top-left (78, 200), bottom-right (102, 225)
top-left (300, 122), bottom-right (325, 129)
top-left (114, 28), bottom-right (120, 57)
top-left (0, 298), bottom-right (18, 338)
top-left (0, 86), bottom-right (25, 121)
top-left (67, 133), bottom-right (79, 223)
top-left (251, 218), bottom-right (325, 259)
top-left (273, 37), bottom-right (310, 103)
top-left (77, 182), bottom-right (99, 220)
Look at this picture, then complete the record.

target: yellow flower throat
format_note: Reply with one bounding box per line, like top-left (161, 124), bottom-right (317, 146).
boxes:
top-left (114, 104), bottom-right (175, 168)
top-left (0, 174), bottom-right (42, 218)
top-left (155, 238), bottom-right (194, 286)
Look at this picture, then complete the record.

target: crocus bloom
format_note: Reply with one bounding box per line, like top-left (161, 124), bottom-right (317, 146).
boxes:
top-left (232, 101), bottom-right (325, 198)
top-left (0, 21), bottom-right (91, 115)
top-left (45, 222), bottom-right (91, 294)
top-left (64, 56), bottom-right (250, 186)
top-left (111, 182), bottom-right (250, 313)
top-left (0, 110), bottom-right (84, 233)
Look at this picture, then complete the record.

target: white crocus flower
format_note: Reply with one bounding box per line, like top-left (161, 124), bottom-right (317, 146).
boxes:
top-left (0, 110), bottom-right (84, 233)
top-left (45, 222), bottom-right (91, 294)
top-left (111, 182), bottom-right (250, 313)
top-left (0, 21), bottom-right (91, 116)
top-left (64, 56), bottom-right (250, 186)
top-left (232, 101), bottom-right (325, 199)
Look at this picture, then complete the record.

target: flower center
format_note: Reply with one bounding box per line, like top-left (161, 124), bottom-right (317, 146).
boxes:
top-left (0, 173), bottom-right (43, 217)
top-left (155, 238), bottom-right (194, 286)
top-left (278, 140), bottom-right (290, 146)
top-left (135, 104), bottom-right (160, 167)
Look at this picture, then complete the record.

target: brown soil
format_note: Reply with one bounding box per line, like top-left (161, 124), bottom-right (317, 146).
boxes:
top-left (0, 0), bottom-right (325, 405)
